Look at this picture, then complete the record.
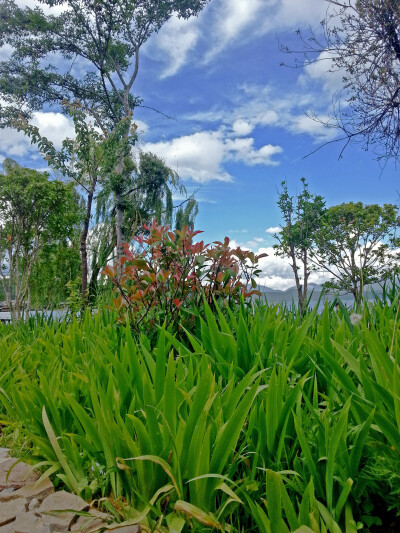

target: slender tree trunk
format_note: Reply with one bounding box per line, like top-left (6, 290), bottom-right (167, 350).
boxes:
top-left (25, 283), bottom-right (31, 319)
top-left (114, 94), bottom-right (133, 274)
top-left (88, 231), bottom-right (116, 303)
top-left (115, 187), bottom-right (125, 269)
top-left (303, 249), bottom-right (308, 315)
top-left (80, 177), bottom-right (97, 302)
top-left (290, 247), bottom-right (305, 314)
top-left (353, 283), bottom-right (361, 308)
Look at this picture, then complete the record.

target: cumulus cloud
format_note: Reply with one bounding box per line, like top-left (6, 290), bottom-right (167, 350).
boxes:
top-left (265, 226), bottom-right (281, 234)
top-left (189, 80), bottom-right (337, 142)
top-left (16, 0), bottom-right (69, 15)
top-left (0, 111), bottom-right (75, 160)
top-left (225, 137), bottom-right (283, 166)
top-left (143, 128), bottom-right (282, 183)
top-left (226, 235), bottom-right (333, 291)
top-left (0, 44), bottom-right (13, 61)
top-left (31, 112), bottom-right (75, 148)
top-left (232, 119), bottom-right (254, 137)
top-left (143, 130), bottom-right (231, 183)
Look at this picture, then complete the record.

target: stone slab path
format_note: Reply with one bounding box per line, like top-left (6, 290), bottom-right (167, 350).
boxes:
top-left (0, 448), bottom-right (140, 533)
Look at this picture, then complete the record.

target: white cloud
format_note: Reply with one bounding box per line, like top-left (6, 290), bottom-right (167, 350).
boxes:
top-left (145, 15), bottom-right (202, 79)
top-left (232, 119), bottom-right (254, 137)
top-left (0, 44), bottom-right (13, 61)
top-left (144, 130), bottom-right (231, 183)
top-left (204, 0), bottom-right (268, 62)
top-left (225, 137), bottom-right (283, 166)
top-left (189, 80), bottom-right (337, 142)
top-left (147, 0), bottom-right (327, 77)
top-left (299, 52), bottom-right (344, 96)
top-left (265, 226), bottom-right (280, 234)
top-left (288, 114), bottom-right (336, 140)
top-left (228, 242), bottom-right (331, 290)
top-left (0, 111), bottom-right (75, 159)
top-left (0, 128), bottom-right (33, 157)
top-left (246, 237), bottom-right (266, 248)
top-left (264, 0), bottom-right (327, 32)
top-left (16, 0), bottom-right (69, 15)
top-left (143, 128), bottom-right (282, 183)
top-left (133, 119), bottom-right (149, 137)
top-left (31, 112), bottom-right (75, 148)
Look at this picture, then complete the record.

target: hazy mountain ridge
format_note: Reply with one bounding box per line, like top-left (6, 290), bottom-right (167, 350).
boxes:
top-left (255, 282), bottom-right (385, 303)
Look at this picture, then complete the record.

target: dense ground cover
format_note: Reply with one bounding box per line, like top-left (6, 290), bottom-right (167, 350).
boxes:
top-left (0, 296), bottom-right (399, 532)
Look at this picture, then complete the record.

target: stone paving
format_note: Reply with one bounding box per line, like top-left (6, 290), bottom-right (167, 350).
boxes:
top-left (0, 448), bottom-right (140, 533)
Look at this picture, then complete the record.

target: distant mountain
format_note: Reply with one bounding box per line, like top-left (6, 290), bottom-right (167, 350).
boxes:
top-left (253, 281), bottom-right (385, 304)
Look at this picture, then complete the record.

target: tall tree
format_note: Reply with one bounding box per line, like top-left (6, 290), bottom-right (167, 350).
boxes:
top-left (287, 0), bottom-right (400, 161)
top-left (0, 160), bottom-right (81, 320)
top-left (0, 0), bottom-right (210, 259)
top-left (311, 202), bottom-right (400, 306)
top-left (16, 104), bottom-right (111, 302)
top-left (274, 179), bottom-right (326, 314)
top-left (17, 109), bottom-right (196, 303)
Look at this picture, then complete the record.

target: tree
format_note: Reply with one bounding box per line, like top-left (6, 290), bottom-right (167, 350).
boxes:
top-left (28, 237), bottom-right (81, 310)
top-left (17, 105), bottom-right (137, 302)
top-left (17, 106), bottom-right (197, 304)
top-left (0, 160), bottom-right (81, 320)
top-left (311, 202), bottom-right (400, 306)
top-left (274, 179), bottom-right (326, 314)
top-left (0, 0), bottom-right (210, 258)
top-left (88, 150), bottom-right (198, 301)
top-left (287, 0), bottom-right (400, 161)
top-left (121, 151), bottom-right (198, 233)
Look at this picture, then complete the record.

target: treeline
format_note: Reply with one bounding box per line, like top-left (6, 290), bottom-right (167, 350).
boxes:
top-left (274, 179), bottom-right (400, 314)
top-left (0, 150), bottom-right (197, 319)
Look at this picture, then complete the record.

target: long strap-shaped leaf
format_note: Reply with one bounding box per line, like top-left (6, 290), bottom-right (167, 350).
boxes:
top-left (42, 406), bottom-right (80, 494)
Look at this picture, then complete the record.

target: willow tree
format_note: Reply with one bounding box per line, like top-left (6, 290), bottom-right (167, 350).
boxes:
top-left (0, 0), bottom-right (210, 260)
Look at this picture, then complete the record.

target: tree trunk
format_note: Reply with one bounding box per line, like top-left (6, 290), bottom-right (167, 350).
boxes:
top-left (115, 188), bottom-right (125, 270)
top-left (25, 283), bottom-right (31, 319)
top-left (88, 232), bottom-right (116, 303)
top-left (290, 247), bottom-right (305, 315)
top-left (302, 249), bottom-right (308, 315)
top-left (353, 283), bottom-right (361, 308)
top-left (80, 177), bottom-right (97, 303)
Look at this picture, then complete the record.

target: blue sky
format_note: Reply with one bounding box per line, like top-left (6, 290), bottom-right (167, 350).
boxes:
top-left (1, 0), bottom-right (398, 288)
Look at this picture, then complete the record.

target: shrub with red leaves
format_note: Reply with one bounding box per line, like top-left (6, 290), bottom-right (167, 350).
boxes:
top-left (102, 220), bottom-right (266, 332)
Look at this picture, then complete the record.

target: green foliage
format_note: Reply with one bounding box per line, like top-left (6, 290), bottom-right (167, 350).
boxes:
top-left (28, 236), bottom-right (81, 309)
top-left (313, 202), bottom-right (400, 305)
top-left (0, 159), bottom-right (82, 318)
top-left (274, 178), bottom-right (326, 314)
top-left (0, 0), bottom-right (211, 127)
top-left (1, 292), bottom-right (400, 530)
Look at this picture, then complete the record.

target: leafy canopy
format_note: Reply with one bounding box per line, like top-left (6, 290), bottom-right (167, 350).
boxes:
top-left (312, 201), bottom-right (400, 304)
top-left (0, 0), bottom-right (211, 127)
